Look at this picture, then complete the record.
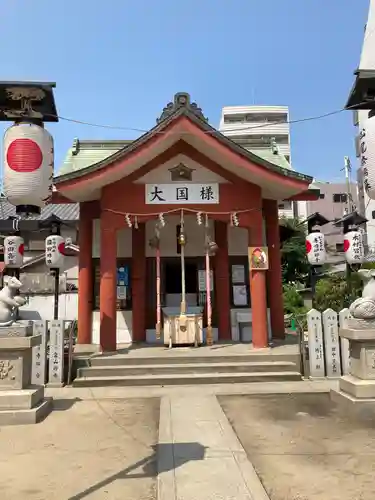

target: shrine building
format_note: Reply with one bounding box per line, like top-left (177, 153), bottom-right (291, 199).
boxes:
top-left (53, 93), bottom-right (318, 352)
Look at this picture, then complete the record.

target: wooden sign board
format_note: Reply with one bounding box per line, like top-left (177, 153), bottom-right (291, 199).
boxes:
top-left (248, 246), bottom-right (269, 271)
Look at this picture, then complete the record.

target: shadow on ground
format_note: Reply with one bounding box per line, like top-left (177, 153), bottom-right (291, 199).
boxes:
top-left (68, 442), bottom-right (206, 500)
top-left (52, 398), bottom-right (82, 412)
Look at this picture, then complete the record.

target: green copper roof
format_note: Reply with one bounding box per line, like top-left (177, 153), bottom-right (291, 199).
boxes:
top-left (58, 138), bottom-right (292, 177)
top-left (57, 139), bottom-right (132, 177)
top-left (248, 149), bottom-right (292, 170)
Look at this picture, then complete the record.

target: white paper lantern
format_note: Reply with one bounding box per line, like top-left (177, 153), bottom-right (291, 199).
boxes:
top-left (4, 235), bottom-right (24, 268)
top-left (45, 235), bottom-right (65, 268)
top-left (306, 232), bottom-right (326, 265)
top-left (3, 123), bottom-right (53, 211)
top-left (344, 230), bottom-right (364, 265)
top-left (360, 114), bottom-right (375, 200)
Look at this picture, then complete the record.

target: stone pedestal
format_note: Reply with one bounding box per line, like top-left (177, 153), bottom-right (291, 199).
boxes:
top-left (0, 324), bottom-right (52, 425)
top-left (331, 323), bottom-right (375, 408)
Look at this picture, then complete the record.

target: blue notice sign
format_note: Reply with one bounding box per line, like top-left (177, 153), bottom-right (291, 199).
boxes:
top-left (117, 266), bottom-right (129, 287)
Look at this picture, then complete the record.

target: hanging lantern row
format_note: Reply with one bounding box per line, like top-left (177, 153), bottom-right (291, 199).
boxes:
top-left (360, 113), bottom-right (375, 200)
top-left (344, 230), bottom-right (364, 265)
top-left (3, 123), bottom-right (54, 213)
top-left (306, 231), bottom-right (326, 266)
top-left (306, 230), bottom-right (365, 266)
top-left (3, 235), bottom-right (67, 269)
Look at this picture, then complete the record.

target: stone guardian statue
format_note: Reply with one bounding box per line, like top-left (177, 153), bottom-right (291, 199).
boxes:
top-left (349, 269), bottom-right (375, 327)
top-left (0, 276), bottom-right (26, 327)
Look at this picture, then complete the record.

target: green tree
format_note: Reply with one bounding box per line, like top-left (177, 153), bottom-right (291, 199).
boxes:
top-left (280, 217), bottom-right (310, 284)
top-left (314, 272), bottom-right (362, 311)
top-left (283, 283), bottom-right (307, 315)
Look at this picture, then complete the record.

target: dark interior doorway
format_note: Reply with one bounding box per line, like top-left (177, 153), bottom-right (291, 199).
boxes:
top-left (164, 260), bottom-right (198, 294)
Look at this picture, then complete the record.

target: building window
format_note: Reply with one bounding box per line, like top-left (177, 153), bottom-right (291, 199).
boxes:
top-left (333, 193), bottom-right (347, 203)
top-left (319, 193), bottom-right (325, 199)
top-left (372, 210), bottom-right (375, 219)
top-left (336, 243), bottom-right (344, 253)
top-left (279, 201), bottom-right (292, 211)
top-left (224, 115), bottom-right (245, 124)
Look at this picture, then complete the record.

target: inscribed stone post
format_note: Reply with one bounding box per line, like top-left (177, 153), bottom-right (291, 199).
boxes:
top-left (339, 308), bottom-right (351, 375)
top-left (31, 320), bottom-right (47, 385)
top-left (322, 309), bottom-right (341, 378)
top-left (307, 309), bottom-right (325, 378)
top-left (48, 320), bottom-right (64, 387)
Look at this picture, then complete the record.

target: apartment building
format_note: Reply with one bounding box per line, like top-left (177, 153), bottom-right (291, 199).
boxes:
top-left (305, 181), bottom-right (359, 251)
top-left (219, 105), bottom-right (305, 219)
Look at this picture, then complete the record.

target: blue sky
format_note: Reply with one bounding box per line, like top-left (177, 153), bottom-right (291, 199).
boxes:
top-left (0, 0), bottom-right (369, 181)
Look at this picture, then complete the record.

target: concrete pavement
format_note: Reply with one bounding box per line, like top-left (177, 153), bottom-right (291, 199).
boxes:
top-left (158, 394), bottom-right (269, 500)
top-left (0, 380), bottom-right (335, 499)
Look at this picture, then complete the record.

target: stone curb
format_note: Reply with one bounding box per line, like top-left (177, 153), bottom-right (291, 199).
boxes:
top-left (157, 396), bottom-right (176, 500)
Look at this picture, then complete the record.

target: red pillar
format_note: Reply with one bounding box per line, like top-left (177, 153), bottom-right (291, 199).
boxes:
top-left (247, 212), bottom-right (268, 348)
top-left (132, 223), bottom-right (146, 342)
top-left (264, 199), bottom-right (285, 339)
top-left (99, 212), bottom-right (117, 352)
top-left (77, 202), bottom-right (93, 344)
top-left (214, 220), bottom-right (231, 340)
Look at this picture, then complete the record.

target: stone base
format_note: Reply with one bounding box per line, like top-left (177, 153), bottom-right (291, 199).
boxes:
top-left (331, 388), bottom-right (375, 410)
top-left (347, 317), bottom-right (375, 331)
top-left (0, 386), bottom-right (44, 410)
top-left (0, 385), bottom-right (52, 425)
top-left (339, 374), bottom-right (375, 399)
top-left (0, 334), bottom-right (42, 391)
top-left (0, 398), bottom-right (52, 426)
top-left (0, 323), bottom-right (33, 338)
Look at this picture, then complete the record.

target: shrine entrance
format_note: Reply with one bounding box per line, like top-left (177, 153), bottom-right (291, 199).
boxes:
top-left (54, 92), bottom-right (317, 350)
top-left (164, 258), bottom-right (198, 308)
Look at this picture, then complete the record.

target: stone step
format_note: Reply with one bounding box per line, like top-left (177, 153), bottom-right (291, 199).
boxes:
top-left (73, 371), bottom-right (301, 387)
top-left (90, 353), bottom-right (301, 367)
top-left (0, 398), bottom-right (52, 426)
top-left (78, 361), bottom-right (297, 378)
top-left (0, 386), bottom-right (44, 410)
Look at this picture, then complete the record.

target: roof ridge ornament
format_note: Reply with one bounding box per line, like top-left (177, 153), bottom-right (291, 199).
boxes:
top-left (157, 92), bottom-right (208, 123)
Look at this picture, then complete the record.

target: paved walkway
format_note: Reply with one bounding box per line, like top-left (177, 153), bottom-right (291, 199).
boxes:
top-left (158, 394), bottom-right (269, 500)
top-left (42, 380), bottom-right (338, 499)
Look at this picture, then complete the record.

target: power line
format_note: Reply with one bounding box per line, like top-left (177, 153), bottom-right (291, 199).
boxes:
top-left (45, 102), bottom-right (362, 135)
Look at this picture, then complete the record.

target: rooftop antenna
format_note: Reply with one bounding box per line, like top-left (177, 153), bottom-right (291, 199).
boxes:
top-left (251, 86), bottom-right (256, 105)
top-left (342, 156), bottom-right (353, 213)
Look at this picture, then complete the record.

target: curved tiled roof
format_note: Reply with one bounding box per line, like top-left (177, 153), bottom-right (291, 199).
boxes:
top-left (55, 104), bottom-right (313, 185)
